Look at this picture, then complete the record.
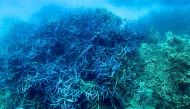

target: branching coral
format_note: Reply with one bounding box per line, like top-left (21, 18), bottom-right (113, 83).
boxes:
top-left (0, 7), bottom-right (142, 109)
top-left (1, 5), bottom-right (188, 109)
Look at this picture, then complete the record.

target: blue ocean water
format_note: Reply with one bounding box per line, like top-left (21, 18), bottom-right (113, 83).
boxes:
top-left (0, 0), bottom-right (190, 109)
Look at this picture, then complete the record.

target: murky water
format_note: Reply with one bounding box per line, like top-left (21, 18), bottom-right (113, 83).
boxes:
top-left (0, 0), bottom-right (190, 109)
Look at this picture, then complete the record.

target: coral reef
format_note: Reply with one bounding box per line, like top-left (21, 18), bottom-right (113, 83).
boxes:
top-left (138, 31), bottom-right (190, 108)
top-left (0, 6), bottom-right (190, 109)
top-left (0, 8), bottom-right (140, 109)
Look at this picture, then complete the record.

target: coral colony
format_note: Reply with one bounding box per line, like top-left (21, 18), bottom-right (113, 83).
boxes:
top-left (0, 7), bottom-right (190, 109)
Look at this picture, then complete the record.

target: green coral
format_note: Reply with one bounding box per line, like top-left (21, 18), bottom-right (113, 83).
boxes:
top-left (138, 31), bottom-right (190, 108)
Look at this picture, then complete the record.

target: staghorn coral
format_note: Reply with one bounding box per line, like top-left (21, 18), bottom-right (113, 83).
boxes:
top-left (0, 7), bottom-right (142, 109)
top-left (1, 5), bottom-right (189, 109)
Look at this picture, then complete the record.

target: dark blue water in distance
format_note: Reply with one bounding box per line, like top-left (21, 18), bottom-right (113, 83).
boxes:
top-left (0, 0), bottom-right (190, 109)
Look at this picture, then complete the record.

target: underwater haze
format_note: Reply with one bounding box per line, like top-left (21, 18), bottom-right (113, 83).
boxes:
top-left (0, 0), bottom-right (190, 109)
